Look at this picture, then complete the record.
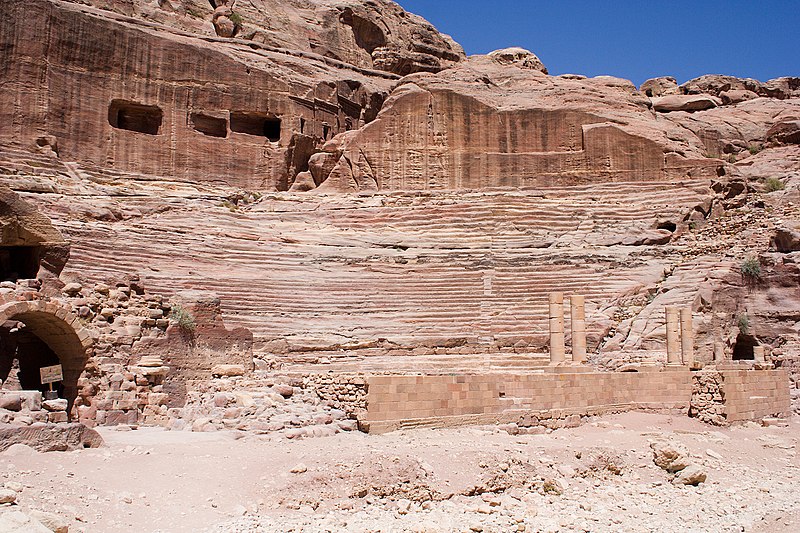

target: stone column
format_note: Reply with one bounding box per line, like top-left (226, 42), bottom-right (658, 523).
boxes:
top-left (570, 294), bottom-right (587, 364)
top-left (713, 342), bottom-right (725, 362)
top-left (665, 306), bottom-right (681, 365)
top-left (680, 308), bottom-right (694, 366)
top-left (549, 292), bottom-right (565, 365)
top-left (753, 345), bottom-right (765, 363)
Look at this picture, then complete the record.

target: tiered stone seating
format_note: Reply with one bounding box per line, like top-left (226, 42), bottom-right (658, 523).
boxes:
top-left (0, 144), bottom-right (712, 372)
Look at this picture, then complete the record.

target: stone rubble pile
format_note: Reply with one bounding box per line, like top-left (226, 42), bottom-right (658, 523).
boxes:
top-left (690, 371), bottom-right (726, 426)
top-left (166, 377), bottom-right (360, 437)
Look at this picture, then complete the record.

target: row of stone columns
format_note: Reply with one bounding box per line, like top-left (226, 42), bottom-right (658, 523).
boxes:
top-left (547, 295), bottom-right (700, 366)
top-left (549, 293), bottom-right (586, 365)
top-left (665, 306), bottom-right (694, 366)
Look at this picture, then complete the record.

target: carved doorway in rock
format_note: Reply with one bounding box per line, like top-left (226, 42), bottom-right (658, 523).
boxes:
top-left (731, 333), bottom-right (757, 360)
top-left (0, 301), bottom-right (92, 416)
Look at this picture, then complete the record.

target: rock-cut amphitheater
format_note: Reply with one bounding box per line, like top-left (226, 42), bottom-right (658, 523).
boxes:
top-left (0, 0), bottom-right (799, 528)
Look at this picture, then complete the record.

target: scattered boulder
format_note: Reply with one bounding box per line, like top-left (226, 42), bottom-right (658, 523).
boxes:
top-left (673, 464), bottom-right (707, 486)
top-left (27, 510), bottom-right (69, 533)
top-left (651, 440), bottom-right (706, 485)
top-left (650, 440), bottom-right (691, 473)
top-left (0, 423), bottom-right (103, 453)
top-left (42, 399), bottom-right (68, 412)
top-left (651, 94), bottom-right (720, 113)
top-left (289, 171), bottom-right (316, 192)
top-left (0, 488), bottom-right (17, 504)
top-left (771, 227), bottom-right (800, 252)
top-left (0, 394), bottom-right (22, 412)
top-left (0, 511), bottom-right (52, 533)
top-left (211, 365), bottom-right (245, 378)
top-left (290, 463), bottom-right (308, 473)
top-left (62, 282), bottom-right (82, 296)
top-left (272, 384), bottom-right (295, 398)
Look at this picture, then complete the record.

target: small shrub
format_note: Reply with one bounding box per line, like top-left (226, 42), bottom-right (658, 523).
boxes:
top-left (740, 256), bottom-right (761, 283)
top-left (748, 144), bottom-right (763, 155)
top-left (737, 314), bottom-right (750, 335)
top-left (170, 304), bottom-right (196, 332)
top-left (727, 154), bottom-right (738, 164)
top-left (764, 177), bottom-right (785, 193)
top-left (229, 12), bottom-right (243, 25)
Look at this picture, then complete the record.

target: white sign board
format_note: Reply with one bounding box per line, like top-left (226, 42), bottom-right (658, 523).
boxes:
top-left (39, 365), bottom-right (63, 384)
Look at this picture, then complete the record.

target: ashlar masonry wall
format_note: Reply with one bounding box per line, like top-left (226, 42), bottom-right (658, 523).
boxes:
top-left (721, 369), bottom-right (790, 423)
top-left (364, 368), bottom-right (692, 434)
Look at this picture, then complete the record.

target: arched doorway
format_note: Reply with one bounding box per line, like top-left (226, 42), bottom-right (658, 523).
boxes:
top-left (0, 300), bottom-right (92, 417)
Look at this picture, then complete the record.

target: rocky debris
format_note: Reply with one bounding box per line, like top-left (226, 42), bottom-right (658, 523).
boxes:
top-left (0, 423), bottom-right (103, 453)
top-left (488, 47), bottom-right (547, 73)
top-left (166, 377), bottom-right (356, 438)
top-left (651, 94), bottom-right (721, 112)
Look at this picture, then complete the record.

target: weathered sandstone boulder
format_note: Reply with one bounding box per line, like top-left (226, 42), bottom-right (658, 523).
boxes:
top-left (680, 74), bottom-right (766, 97)
top-left (766, 119), bottom-right (800, 145)
top-left (488, 47), bottom-right (548, 74)
top-left (0, 511), bottom-right (52, 533)
top-left (771, 227), bottom-right (800, 252)
top-left (651, 94), bottom-right (721, 113)
top-left (640, 76), bottom-right (679, 97)
top-left (720, 89), bottom-right (759, 105)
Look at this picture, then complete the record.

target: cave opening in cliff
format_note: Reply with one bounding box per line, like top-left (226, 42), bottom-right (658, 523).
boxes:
top-left (190, 113), bottom-right (228, 138)
top-left (108, 100), bottom-right (163, 135)
top-left (0, 246), bottom-right (40, 282)
top-left (230, 112), bottom-right (281, 142)
top-left (732, 333), bottom-right (757, 360)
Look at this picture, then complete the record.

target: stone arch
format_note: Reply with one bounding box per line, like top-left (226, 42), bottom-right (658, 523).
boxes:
top-left (0, 300), bottom-right (92, 415)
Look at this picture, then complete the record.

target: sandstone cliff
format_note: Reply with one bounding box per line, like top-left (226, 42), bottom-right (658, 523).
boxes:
top-left (1, 0), bottom-right (800, 418)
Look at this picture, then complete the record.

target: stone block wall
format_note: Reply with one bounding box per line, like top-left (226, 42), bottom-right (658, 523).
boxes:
top-left (364, 369), bottom-right (693, 433)
top-left (720, 369), bottom-right (790, 423)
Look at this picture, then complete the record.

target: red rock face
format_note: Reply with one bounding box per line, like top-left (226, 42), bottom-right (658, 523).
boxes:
top-left (0, 0), bottom-right (418, 189)
top-left (312, 60), bottom-right (730, 192)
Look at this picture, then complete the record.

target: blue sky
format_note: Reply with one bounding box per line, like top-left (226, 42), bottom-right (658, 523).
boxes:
top-left (397, 1), bottom-right (800, 87)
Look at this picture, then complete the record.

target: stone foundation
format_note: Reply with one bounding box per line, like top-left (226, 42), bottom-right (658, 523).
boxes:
top-left (363, 368), bottom-right (692, 434)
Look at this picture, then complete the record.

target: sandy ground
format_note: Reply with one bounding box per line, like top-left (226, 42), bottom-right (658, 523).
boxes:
top-left (1, 412), bottom-right (798, 532)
